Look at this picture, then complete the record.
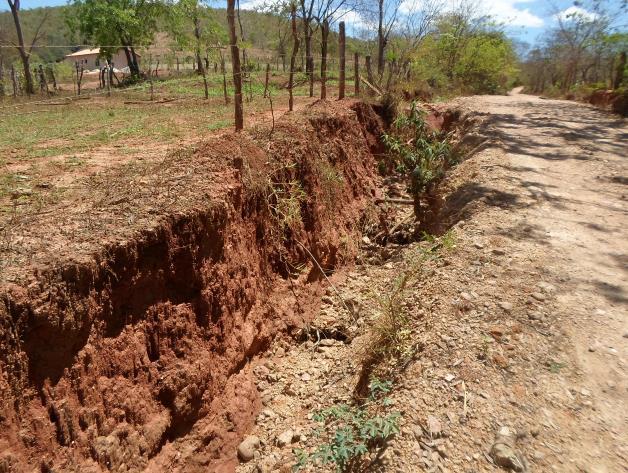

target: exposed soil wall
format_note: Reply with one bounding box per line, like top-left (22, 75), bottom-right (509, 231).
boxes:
top-left (0, 101), bottom-right (383, 472)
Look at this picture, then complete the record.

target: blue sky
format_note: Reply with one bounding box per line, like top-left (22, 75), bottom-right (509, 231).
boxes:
top-left (2, 0), bottom-right (627, 45)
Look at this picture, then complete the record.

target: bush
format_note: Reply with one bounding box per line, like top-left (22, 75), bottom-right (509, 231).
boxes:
top-left (381, 102), bottom-right (458, 220)
top-left (293, 378), bottom-right (400, 472)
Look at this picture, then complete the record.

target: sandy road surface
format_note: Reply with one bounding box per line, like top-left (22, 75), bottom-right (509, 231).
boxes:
top-left (457, 91), bottom-right (627, 471)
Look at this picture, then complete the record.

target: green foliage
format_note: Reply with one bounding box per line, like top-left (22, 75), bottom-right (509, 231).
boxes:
top-left (164, 0), bottom-right (227, 54)
top-left (382, 102), bottom-right (456, 200)
top-left (294, 379), bottom-right (400, 472)
top-left (404, 14), bottom-right (518, 95)
top-left (68, 0), bottom-right (165, 70)
top-left (453, 32), bottom-right (519, 94)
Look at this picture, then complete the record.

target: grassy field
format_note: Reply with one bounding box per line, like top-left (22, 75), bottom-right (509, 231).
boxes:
top-left (0, 70), bottom-right (355, 215)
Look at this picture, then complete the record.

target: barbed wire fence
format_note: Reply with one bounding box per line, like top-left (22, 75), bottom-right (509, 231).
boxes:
top-left (0, 22), bottom-right (385, 135)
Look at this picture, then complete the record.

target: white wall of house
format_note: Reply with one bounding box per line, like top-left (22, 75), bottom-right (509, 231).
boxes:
top-left (64, 49), bottom-right (140, 70)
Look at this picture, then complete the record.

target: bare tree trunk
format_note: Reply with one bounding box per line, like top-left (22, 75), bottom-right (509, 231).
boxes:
top-left (123, 47), bottom-right (141, 77)
top-left (320, 19), bottom-right (329, 100)
top-left (338, 21), bottom-right (346, 100)
top-left (130, 47), bottom-right (141, 77)
top-left (288, 3), bottom-right (300, 112)
top-left (304, 20), bottom-right (313, 98)
top-left (49, 65), bottom-right (59, 91)
top-left (219, 50), bottom-right (229, 105)
top-left (613, 51), bottom-right (626, 90)
top-left (354, 52), bottom-right (360, 97)
top-left (366, 55), bottom-right (374, 87)
top-left (263, 63), bottom-right (270, 98)
top-left (10, 65), bottom-right (18, 97)
top-left (38, 64), bottom-right (49, 95)
top-left (193, 18), bottom-right (209, 99)
top-left (8, 0), bottom-right (35, 95)
top-left (200, 58), bottom-right (209, 99)
top-left (377, 0), bottom-right (385, 77)
top-left (106, 60), bottom-right (111, 97)
top-left (75, 63), bottom-right (84, 96)
top-left (0, 58), bottom-right (4, 98)
top-left (227, 0), bottom-right (243, 130)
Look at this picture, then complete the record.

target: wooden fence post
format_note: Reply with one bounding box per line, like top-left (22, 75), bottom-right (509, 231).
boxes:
top-left (354, 52), bottom-right (360, 97)
top-left (38, 64), bottom-right (49, 96)
top-left (106, 60), bottom-right (111, 97)
top-left (48, 65), bottom-right (57, 91)
top-left (227, 0), bottom-right (244, 130)
top-left (263, 63), bottom-right (270, 98)
top-left (365, 55), bottom-right (374, 93)
top-left (220, 51), bottom-right (229, 105)
top-left (338, 21), bottom-right (345, 99)
top-left (321, 19), bottom-right (329, 100)
top-left (0, 58), bottom-right (4, 99)
top-left (75, 62), bottom-right (84, 96)
top-left (12, 66), bottom-right (18, 97)
top-left (288, 3), bottom-right (300, 112)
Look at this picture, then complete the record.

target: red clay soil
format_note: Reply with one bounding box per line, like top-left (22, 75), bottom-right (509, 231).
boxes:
top-left (587, 89), bottom-right (628, 116)
top-left (0, 100), bottom-right (384, 472)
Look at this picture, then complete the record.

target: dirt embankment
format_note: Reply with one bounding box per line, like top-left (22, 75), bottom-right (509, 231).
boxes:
top-left (586, 89), bottom-right (628, 116)
top-left (0, 101), bottom-right (384, 472)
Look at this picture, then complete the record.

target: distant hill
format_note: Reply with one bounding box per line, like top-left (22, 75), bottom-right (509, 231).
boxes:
top-left (0, 5), bottom-right (369, 67)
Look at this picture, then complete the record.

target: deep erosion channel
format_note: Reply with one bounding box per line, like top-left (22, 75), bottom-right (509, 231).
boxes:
top-left (0, 101), bottom-right (387, 472)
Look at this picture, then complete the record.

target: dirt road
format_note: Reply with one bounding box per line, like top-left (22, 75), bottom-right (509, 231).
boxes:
top-left (235, 93), bottom-right (627, 473)
top-left (453, 92), bottom-right (628, 471)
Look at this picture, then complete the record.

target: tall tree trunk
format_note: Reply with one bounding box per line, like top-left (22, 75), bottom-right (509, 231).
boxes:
top-left (227, 0), bottom-right (243, 130)
top-left (130, 47), bottom-right (141, 76)
top-left (288, 3), bottom-right (299, 112)
top-left (304, 20), bottom-right (313, 97)
top-left (8, 1), bottom-right (34, 95)
top-left (377, 0), bottom-right (385, 77)
top-left (0, 57), bottom-right (4, 98)
top-left (320, 19), bottom-right (329, 100)
top-left (123, 47), bottom-right (140, 77)
top-left (193, 16), bottom-right (209, 99)
top-left (354, 52), bottom-right (360, 97)
top-left (613, 51), bottom-right (626, 90)
top-left (263, 63), bottom-right (270, 98)
top-left (219, 50), bottom-right (229, 105)
top-left (366, 55), bottom-right (374, 86)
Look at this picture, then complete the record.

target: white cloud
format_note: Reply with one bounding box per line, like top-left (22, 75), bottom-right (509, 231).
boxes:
top-left (239, 0), bottom-right (270, 11)
top-left (478, 0), bottom-right (544, 28)
top-left (555, 5), bottom-right (598, 22)
top-left (334, 9), bottom-right (372, 30)
top-left (398, 0), bottom-right (544, 28)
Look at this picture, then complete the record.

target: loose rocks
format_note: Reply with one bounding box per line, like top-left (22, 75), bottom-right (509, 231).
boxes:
top-left (238, 435), bottom-right (261, 462)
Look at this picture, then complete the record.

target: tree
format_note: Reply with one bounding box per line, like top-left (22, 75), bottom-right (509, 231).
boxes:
top-left (288, 2), bottom-right (300, 110)
top-left (166, 0), bottom-right (226, 98)
top-left (5, 0), bottom-right (48, 95)
top-left (614, 50), bottom-right (626, 89)
top-left (373, 0), bottom-right (403, 76)
top-left (227, 0), bottom-right (243, 130)
top-left (69, 0), bottom-right (164, 78)
top-left (312, 0), bottom-right (356, 98)
top-left (551, 1), bottom-right (612, 90)
top-left (520, 2), bottom-right (627, 93)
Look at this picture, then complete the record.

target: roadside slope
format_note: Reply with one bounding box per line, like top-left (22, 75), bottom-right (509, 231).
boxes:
top-left (235, 93), bottom-right (627, 473)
